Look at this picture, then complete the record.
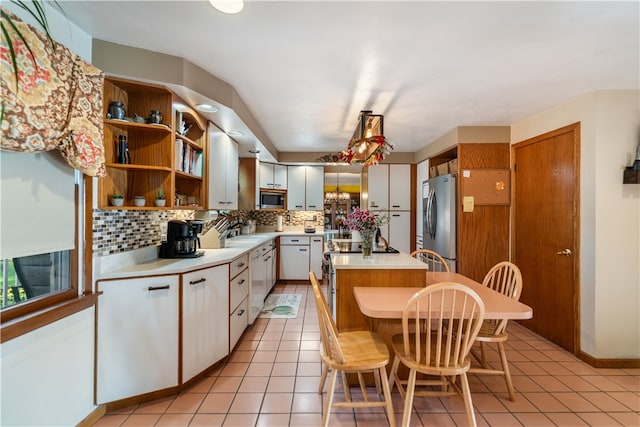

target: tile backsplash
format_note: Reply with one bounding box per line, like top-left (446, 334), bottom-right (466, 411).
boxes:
top-left (92, 209), bottom-right (323, 256)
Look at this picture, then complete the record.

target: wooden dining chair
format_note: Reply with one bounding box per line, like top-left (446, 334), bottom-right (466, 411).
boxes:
top-left (309, 272), bottom-right (396, 427)
top-left (469, 261), bottom-right (523, 401)
top-left (409, 249), bottom-right (450, 272)
top-left (388, 282), bottom-right (485, 427)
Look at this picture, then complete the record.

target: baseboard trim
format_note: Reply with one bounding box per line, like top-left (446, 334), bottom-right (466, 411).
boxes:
top-left (77, 405), bottom-right (106, 427)
top-left (578, 351), bottom-right (640, 368)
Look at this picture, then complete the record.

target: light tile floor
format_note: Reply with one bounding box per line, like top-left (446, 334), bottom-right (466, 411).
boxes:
top-left (94, 282), bottom-right (639, 427)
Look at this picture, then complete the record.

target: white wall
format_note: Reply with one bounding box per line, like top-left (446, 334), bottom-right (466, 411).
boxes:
top-left (0, 309), bottom-right (96, 426)
top-left (511, 90), bottom-right (640, 359)
top-left (0, 3), bottom-right (98, 425)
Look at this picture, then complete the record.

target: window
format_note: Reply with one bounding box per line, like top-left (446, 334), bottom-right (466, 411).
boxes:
top-left (1, 251), bottom-right (71, 309)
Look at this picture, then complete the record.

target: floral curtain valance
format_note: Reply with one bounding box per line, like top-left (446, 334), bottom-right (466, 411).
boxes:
top-left (0, 8), bottom-right (106, 177)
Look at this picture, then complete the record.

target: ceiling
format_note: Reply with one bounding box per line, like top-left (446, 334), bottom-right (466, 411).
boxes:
top-left (60, 1), bottom-right (639, 161)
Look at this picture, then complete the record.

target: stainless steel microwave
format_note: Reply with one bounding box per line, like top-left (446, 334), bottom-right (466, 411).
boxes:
top-left (260, 190), bottom-right (286, 209)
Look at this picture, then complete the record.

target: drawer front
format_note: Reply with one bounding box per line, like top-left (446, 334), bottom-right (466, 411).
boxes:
top-left (280, 236), bottom-right (310, 245)
top-left (230, 268), bottom-right (249, 311)
top-left (229, 297), bottom-right (248, 351)
top-left (230, 254), bottom-right (249, 279)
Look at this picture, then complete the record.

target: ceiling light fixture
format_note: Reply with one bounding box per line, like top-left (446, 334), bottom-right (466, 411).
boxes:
top-left (227, 130), bottom-right (244, 137)
top-left (195, 103), bottom-right (218, 113)
top-left (340, 110), bottom-right (394, 167)
top-left (209, 0), bottom-right (244, 14)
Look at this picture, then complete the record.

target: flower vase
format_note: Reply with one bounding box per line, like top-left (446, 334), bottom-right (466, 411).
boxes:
top-left (360, 229), bottom-right (374, 258)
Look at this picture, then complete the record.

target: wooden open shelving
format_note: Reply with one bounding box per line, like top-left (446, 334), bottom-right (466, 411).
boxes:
top-left (99, 77), bottom-right (208, 210)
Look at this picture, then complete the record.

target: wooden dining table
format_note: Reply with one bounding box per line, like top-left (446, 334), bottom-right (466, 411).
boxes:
top-left (354, 271), bottom-right (533, 321)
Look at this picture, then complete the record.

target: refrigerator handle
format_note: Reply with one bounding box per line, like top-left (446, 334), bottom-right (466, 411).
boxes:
top-left (425, 191), bottom-right (432, 237)
top-left (431, 190), bottom-right (438, 239)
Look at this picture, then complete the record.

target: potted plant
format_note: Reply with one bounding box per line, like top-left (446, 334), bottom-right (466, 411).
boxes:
top-left (110, 193), bottom-right (124, 207)
top-left (133, 195), bottom-right (146, 207)
top-left (154, 189), bottom-right (166, 207)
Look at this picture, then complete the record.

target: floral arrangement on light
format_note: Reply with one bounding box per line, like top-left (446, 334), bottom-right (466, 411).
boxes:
top-left (339, 135), bottom-right (395, 167)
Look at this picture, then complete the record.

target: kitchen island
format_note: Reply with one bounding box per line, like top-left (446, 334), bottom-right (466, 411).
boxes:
top-left (329, 252), bottom-right (428, 332)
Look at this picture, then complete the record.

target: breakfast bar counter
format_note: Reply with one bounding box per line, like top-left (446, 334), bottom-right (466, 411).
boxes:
top-left (328, 252), bottom-right (428, 332)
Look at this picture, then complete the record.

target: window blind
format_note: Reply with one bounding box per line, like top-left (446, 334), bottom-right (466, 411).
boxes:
top-left (1, 151), bottom-right (75, 259)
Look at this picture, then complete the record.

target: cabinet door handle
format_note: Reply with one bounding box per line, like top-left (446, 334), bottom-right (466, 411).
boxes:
top-left (237, 262), bottom-right (245, 268)
top-left (264, 256), bottom-right (271, 261)
top-left (295, 205), bottom-right (303, 208)
top-left (308, 205), bottom-right (316, 208)
top-left (148, 285), bottom-right (170, 291)
top-left (313, 239), bottom-right (321, 242)
top-left (237, 279), bottom-right (246, 285)
top-left (291, 239), bottom-right (299, 242)
top-left (392, 205), bottom-right (401, 208)
top-left (299, 248), bottom-right (307, 252)
top-left (237, 309), bottom-right (245, 316)
top-left (392, 214), bottom-right (401, 217)
top-left (189, 278), bottom-right (206, 285)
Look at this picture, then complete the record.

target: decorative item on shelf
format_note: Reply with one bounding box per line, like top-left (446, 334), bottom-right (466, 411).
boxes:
top-left (343, 208), bottom-right (390, 258)
top-left (339, 110), bottom-right (394, 167)
top-left (107, 101), bottom-right (125, 120)
top-left (623, 143), bottom-right (640, 184)
top-left (179, 121), bottom-right (192, 136)
top-left (148, 109), bottom-right (162, 124)
top-left (116, 135), bottom-right (130, 164)
top-left (133, 196), bottom-right (146, 207)
top-left (155, 189), bottom-right (166, 207)
top-left (110, 193), bottom-right (124, 207)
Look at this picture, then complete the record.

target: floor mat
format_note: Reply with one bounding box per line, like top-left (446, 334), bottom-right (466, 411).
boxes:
top-left (258, 294), bottom-right (302, 319)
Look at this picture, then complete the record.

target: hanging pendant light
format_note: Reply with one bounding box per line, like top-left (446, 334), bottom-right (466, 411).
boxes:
top-left (340, 110), bottom-right (394, 167)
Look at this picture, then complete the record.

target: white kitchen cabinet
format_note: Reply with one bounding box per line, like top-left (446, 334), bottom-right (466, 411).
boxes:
top-left (229, 254), bottom-right (249, 349)
top-left (182, 265), bottom-right (229, 382)
top-left (230, 298), bottom-right (249, 351)
top-left (389, 164), bottom-right (411, 211)
top-left (260, 162), bottom-right (287, 190)
top-left (230, 268), bottom-right (249, 315)
top-left (305, 165), bottom-right (324, 210)
top-left (279, 236), bottom-right (311, 280)
top-left (287, 166), bottom-right (307, 210)
top-left (249, 247), bottom-right (265, 324)
top-left (263, 246), bottom-right (274, 295)
top-left (367, 165), bottom-right (389, 210)
top-left (208, 123), bottom-right (238, 209)
top-left (309, 235), bottom-right (324, 279)
top-left (367, 164), bottom-right (412, 253)
top-left (287, 165), bottom-right (324, 211)
top-left (388, 211), bottom-right (411, 254)
top-left (270, 241), bottom-right (277, 291)
top-left (97, 276), bottom-right (179, 403)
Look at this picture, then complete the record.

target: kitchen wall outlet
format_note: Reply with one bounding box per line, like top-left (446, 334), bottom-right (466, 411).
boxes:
top-left (286, 214), bottom-right (291, 222)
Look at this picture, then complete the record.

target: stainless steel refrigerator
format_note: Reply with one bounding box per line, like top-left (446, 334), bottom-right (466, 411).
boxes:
top-left (423, 174), bottom-right (457, 272)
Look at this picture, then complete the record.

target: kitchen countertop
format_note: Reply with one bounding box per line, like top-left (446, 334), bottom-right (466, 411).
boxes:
top-left (94, 229), bottom-right (323, 281)
top-left (329, 252), bottom-right (429, 270)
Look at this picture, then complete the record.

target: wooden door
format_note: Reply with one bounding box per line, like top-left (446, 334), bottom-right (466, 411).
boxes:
top-left (513, 123), bottom-right (580, 353)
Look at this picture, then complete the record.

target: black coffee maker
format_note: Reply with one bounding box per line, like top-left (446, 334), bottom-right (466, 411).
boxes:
top-left (159, 220), bottom-right (204, 258)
